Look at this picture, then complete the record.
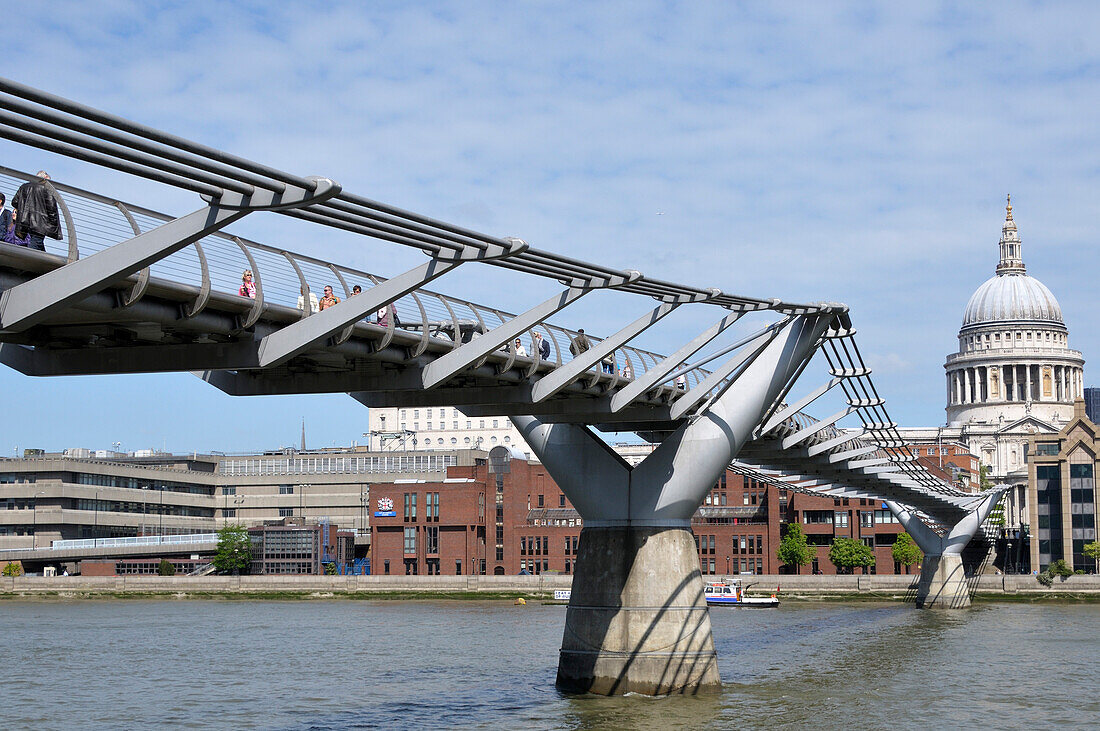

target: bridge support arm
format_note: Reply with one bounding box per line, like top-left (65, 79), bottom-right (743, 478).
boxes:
top-left (510, 313), bottom-right (830, 696)
top-left (887, 491), bottom-right (1004, 609)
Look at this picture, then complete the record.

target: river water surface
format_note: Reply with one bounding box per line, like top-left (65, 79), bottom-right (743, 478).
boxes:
top-left (2, 599), bottom-right (1098, 729)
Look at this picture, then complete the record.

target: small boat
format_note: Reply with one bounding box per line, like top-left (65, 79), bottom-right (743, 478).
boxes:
top-left (704, 580), bottom-right (779, 608)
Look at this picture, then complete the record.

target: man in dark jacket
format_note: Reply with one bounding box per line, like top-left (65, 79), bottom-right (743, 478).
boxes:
top-left (13, 171), bottom-right (62, 252)
top-left (569, 328), bottom-right (592, 357)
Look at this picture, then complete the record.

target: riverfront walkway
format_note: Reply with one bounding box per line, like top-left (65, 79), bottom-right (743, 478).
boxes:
top-left (4, 573), bottom-right (1099, 598)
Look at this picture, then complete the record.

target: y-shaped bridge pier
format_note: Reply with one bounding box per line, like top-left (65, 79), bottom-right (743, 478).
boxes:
top-left (0, 78), bottom-right (1004, 695)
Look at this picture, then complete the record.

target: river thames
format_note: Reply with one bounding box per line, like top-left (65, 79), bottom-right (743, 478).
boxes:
top-left (2, 599), bottom-right (1098, 729)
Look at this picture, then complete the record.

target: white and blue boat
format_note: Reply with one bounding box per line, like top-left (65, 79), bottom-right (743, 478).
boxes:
top-left (703, 579), bottom-right (779, 608)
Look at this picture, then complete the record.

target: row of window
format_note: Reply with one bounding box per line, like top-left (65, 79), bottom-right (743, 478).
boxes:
top-left (963, 330), bottom-right (1068, 350)
top-left (219, 454), bottom-right (456, 476)
top-left (399, 433), bottom-right (513, 447)
top-left (520, 536), bottom-right (549, 556)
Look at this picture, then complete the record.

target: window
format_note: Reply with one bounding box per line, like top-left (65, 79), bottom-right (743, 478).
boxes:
top-left (834, 511), bottom-right (849, 528)
top-left (439, 409), bottom-right (445, 419)
top-left (427, 422), bottom-right (432, 431)
top-left (278, 507), bottom-right (293, 517)
top-left (466, 420), bottom-right (472, 429)
top-left (803, 510), bottom-right (832, 524)
top-left (426, 492), bottom-right (439, 521)
top-left (223, 486), bottom-right (236, 496)
top-left (455, 560), bottom-right (462, 575)
top-left (861, 512), bottom-right (874, 528)
top-left (414, 410), bottom-right (420, 419)
top-left (537, 494), bottom-right (544, 508)
top-left (1036, 442), bottom-right (1060, 456)
top-left (223, 508), bottom-right (236, 518)
top-left (404, 493), bottom-right (417, 521)
top-left (425, 526), bottom-right (439, 554)
top-left (559, 494), bottom-right (566, 508)
top-left (453, 421), bottom-right (458, 430)
top-left (403, 527), bottom-right (416, 554)
top-left (479, 420), bottom-right (485, 429)
top-left (279, 485), bottom-right (294, 494)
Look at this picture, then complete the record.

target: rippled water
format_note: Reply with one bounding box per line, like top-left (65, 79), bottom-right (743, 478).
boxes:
top-left (2, 598), bottom-right (1099, 729)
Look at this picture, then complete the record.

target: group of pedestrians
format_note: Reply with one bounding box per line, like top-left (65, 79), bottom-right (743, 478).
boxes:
top-left (240, 272), bottom-right (397, 326)
top-left (0, 171), bottom-right (63, 252)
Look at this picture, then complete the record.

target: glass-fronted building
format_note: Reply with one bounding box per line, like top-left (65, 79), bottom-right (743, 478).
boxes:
top-left (1028, 400), bottom-right (1099, 572)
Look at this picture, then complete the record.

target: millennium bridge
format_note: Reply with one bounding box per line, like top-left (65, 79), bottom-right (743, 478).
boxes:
top-left (0, 78), bottom-right (1002, 695)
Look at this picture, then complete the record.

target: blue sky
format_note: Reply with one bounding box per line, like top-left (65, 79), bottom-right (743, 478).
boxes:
top-left (2, 2), bottom-right (1098, 454)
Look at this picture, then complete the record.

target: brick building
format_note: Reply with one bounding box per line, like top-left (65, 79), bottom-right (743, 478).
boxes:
top-left (371, 446), bottom-right (912, 577)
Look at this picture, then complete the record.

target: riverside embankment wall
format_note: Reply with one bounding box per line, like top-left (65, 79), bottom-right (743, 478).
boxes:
top-left (4, 573), bottom-right (1100, 597)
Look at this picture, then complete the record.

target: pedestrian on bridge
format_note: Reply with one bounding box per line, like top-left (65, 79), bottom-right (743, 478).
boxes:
top-left (569, 329), bottom-right (591, 357)
top-left (239, 270), bottom-right (256, 299)
top-left (534, 332), bottom-right (550, 361)
top-left (12, 171), bottom-right (62, 252)
top-left (319, 285), bottom-right (340, 311)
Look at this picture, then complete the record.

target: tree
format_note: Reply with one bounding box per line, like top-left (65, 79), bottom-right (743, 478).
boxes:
top-left (1083, 541), bottom-right (1100, 574)
top-left (2, 561), bottom-right (23, 577)
top-left (157, 558), bottom-right (177, 576)
top-left (891, 532), bottom-right (923, 571)
top-left (776, 523), bottom-right (815, 574)
top-left (213, 524), bottom-right (253, 575)
top-left (828, 538), bottom-right (875, 574)
top-left (979, 464), bottom-right (993, 491)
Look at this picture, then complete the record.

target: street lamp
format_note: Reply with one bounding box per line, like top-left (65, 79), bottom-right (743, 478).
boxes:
top-left (726, 555), bottom-right (731, 576)
top-left (31, 491), bottom-right (46, 549)
top-left (141, 485), bottom-right (149, 536)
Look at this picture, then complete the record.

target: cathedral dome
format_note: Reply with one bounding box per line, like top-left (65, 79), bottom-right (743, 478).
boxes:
top-left (960, 195), bottom-right (1064, 330)
top-left (962, 273), bottom-right (1063, 328)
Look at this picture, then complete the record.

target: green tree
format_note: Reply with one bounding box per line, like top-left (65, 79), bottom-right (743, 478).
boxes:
top-left (979, 464), bottom-right (993, 491)
top-left (891, 532), bottom-right (923, 571)
top-left (213, 524), bottom-right (253, 575)
top-left (1083, 541), bottom-right (1100, 574)
top-left (828, 538), bottom-right (875, 574)
top-left (157, 558), bottom-right (177, 576)
top-left (2, 561), bottom-right (24, 577)
top-left (776, 523), bottom-right (815, 574)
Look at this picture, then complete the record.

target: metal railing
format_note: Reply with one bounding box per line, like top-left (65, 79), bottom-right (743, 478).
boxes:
top-left (49, 533), bottom-right (218, 550)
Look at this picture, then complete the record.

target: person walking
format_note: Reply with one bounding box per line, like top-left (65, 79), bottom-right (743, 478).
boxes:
top-left (12, 171), bottom-right (62, 252)
top-left (319, 285), bottom-right (340, 311)
top-left (622, 361), bottom-right (633, 380)
top-left (569, 328), bottom-right (591, 357)
top-left (297, 285), bottom-right (319, 313)
top-left (513, 338), bottom-right (528, 357)
top-left (239, 270), bottom-right (256, 298)
top-left (534, 332), bottom-right (551, 361)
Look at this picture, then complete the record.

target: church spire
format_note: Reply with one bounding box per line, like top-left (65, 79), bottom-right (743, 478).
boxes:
top-left (996, 194), bottom-right (1026, 275)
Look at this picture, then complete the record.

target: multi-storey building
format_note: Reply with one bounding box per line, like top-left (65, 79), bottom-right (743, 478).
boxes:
top-left (1027, 400), bottom-right (1099, 572)
top-left (371, 446), bottom-right (910, 577)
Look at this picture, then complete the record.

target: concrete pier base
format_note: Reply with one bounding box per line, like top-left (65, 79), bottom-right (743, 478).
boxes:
top-left (556, 526), bottom-right (721, 696)
top-left (915, 553), bottom-right (970, 609)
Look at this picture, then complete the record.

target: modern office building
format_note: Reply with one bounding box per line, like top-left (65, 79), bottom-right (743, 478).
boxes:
top-left (0, 446), bottom-right (485, 558)
top-left (1084, 387), bottom-right (1100, 424)
top-left (248, 518), bottom-right (357, 575)
top-left (1027, 400), bottom-right (1099, 572)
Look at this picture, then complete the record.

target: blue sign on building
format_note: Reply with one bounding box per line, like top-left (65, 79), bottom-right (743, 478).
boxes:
top-left (374, 511), bottom-right (396, 517)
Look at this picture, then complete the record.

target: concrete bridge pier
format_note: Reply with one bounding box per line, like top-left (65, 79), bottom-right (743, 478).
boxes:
top-left (887, 493), bottom-right (1003, 609)
top-left (514, 314), bottom-right (830, 695)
